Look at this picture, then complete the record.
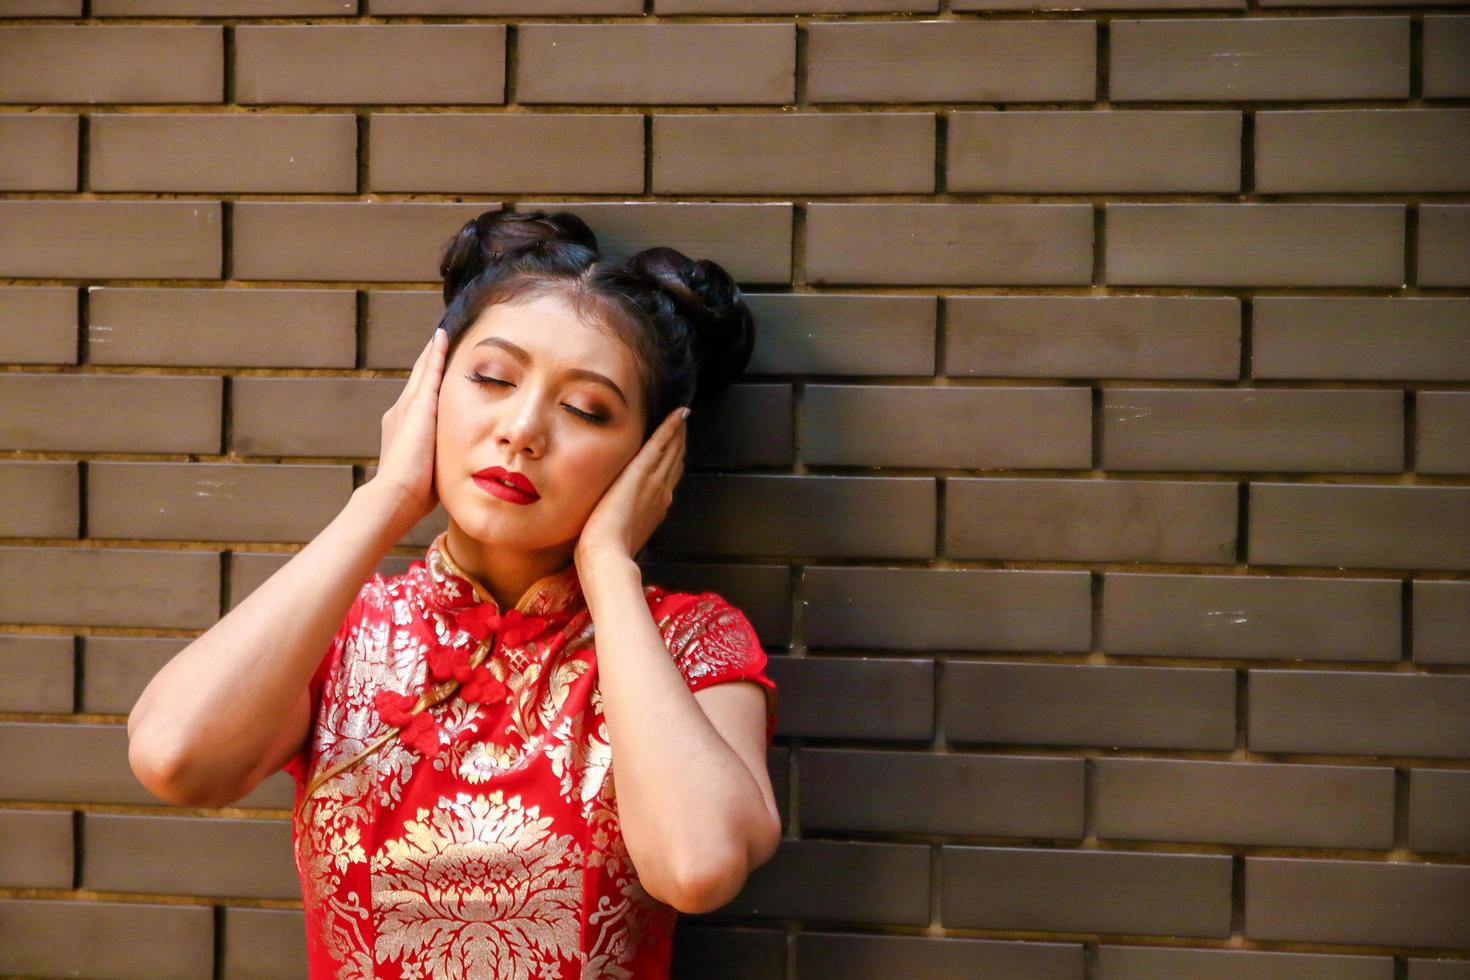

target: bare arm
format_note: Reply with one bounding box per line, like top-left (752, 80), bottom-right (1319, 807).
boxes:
top-left (129, 329), bottom-right (450, 808)
top-left (126, 481), bottom-right (415, 808)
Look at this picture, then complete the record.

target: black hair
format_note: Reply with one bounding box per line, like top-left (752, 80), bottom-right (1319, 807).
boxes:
top-left (434, 209), bottom-right (755, 441)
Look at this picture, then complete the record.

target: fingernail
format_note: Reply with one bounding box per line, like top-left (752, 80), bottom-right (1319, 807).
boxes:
top-left (681, 407), bottom-right (691, 421)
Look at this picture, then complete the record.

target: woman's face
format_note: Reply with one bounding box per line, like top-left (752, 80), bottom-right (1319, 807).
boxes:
top-left (435, 293), bottom-right (647, 552)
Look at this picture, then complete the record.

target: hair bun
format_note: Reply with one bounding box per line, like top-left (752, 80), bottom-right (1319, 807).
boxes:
top-left (628, 246), bottom-right (755, 402)
top-left (439, 210), bottom-right (600, 306)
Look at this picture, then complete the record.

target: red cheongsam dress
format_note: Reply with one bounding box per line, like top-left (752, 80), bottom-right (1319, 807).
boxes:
top-left (282, 530), bottom-right (778, 980)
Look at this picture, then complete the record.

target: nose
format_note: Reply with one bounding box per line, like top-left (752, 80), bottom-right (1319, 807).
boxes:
top-left (494, 388), bottom-right (548, 460)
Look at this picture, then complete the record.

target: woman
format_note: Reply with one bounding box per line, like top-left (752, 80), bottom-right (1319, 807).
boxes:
top-left (127, 209), bottom-right (781, 979)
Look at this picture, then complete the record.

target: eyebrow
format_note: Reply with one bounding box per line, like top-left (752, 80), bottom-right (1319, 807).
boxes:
top-left (472, 336), bottom-right (628, 408)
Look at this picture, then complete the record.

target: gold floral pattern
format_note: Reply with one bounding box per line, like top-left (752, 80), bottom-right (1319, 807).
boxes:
top-left (287, 531), bottom-right (776, 980)
top-left (372, 790), bottom-right (586, 980)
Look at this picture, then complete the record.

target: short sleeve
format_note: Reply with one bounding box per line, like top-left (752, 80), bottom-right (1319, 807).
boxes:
top-left (282, 576), bottom-right (380, 784)
top-left (658, 591), bottom-right (778, 746)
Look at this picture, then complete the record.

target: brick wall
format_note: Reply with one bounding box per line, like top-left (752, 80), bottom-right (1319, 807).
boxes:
top-left (0, 2), bottom-right (1467, 978)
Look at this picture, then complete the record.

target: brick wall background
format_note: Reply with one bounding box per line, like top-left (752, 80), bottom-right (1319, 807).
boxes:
top-left (0, 1), bottom-right (1468, 978)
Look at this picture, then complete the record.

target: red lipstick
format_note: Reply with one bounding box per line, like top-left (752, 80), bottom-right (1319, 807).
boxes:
top-left (472, 465), bottom-right (539, 505)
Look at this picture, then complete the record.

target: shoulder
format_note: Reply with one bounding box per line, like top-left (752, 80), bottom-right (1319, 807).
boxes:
top-left (643, 585), bottom-right (762, 667)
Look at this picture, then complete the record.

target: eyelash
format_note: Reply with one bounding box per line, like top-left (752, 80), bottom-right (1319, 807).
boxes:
top-left (464, 372), bottom-right (608, 425)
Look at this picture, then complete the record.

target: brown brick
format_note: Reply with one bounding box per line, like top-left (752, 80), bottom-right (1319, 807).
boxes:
top-left (1100, 388), bottom-right (1402, 473)
top-left (682, 384), bottom-right (794, 468)
top-left (942, 846), bottom-right (1233, 937)
top-left (0, 460), bottom-right (79, 538)
top-left (674, 924), bottom-right (785, 980)
top-left (1418, 391), bottom-right (1470, 474)
top-left (88, 286), bottom-right (356, 368)
top-left (946, 477), bottom-right (1238, 564)
top-left (0, 725), bottom-right (292, 811)
top-left (1111, 17), bottom-right (1408, 102)
top-left (0, 113), bottom-right (77, 191)
top-left (232, 201), bottom-right (492, 282)
top-left (0, 547), bottom-right (219, 630)
top-left (722, 839), bottom-right (931, 923)
top-left (89, 462), bottom-right (353, 543)
top-left (802, 748), bottom-right (1084, 839)
top-left (638, 562), bottom-right (792, 646)
top-left (221, 907), bottom-right (307, 980)
top-left (654, 112), bottom-right (934, 194)
top-left (1415, 580), bottom-right (1470, 666)
top-left (0, 287), bottom-right (77, 365)
top-left (0, 200), bottom-right (222, 280)
top-left (945, 662), bottom-right (1237, 751)
top-left (959, 0), bottom-right (1236, 7)
top-left (84, 813), bottom-right (298, 900)
top-left (1410, 768), bottom-right (1470, 854)
top-left (231, 377), bottom-right (399, 457)
top-left (660, 0), bottom-right (930, 10)
top-left (227, 551), bottom-right (290, 610)
top-left (803, 565), bottom-right (1090, 652)
top-left (1245, 857), bottom-right (1470, 948)
top-left (794, 932), bottom-right (1082, 980)
top-left (377, 0), bottom-right (637, 11)
top-left (1256, 109), bottom-right (1470, 193)
top-left (82, 636), bottom-right (184, 715)
top-left (0, 373), bottom-right (221, 454)
top-left (0, 899), bottom-right (213, 980)
top-left (235, 24), bottom-right (504, 104)
top-left (1250, 671), bottom-right (1470, 759)
top-left (1249, 483), bottom-right (1470, 571)
top-left (2, 0), bottom-right (81, 13)
top-left (950, 110), bottom-right (1239, 193)
top-left (0, 722), bottom-right (158, 804)
top-left (98, 0), bottom-right (354, 10)
top-left (807, 203), bottom-right (1093, 286)
top-left (807, 21), bottom-right (1094, 103)
top-left (1102, 572), bottom-right (1400, 662)
top-left (0, 634), bottom-right (73, 713)
top-left (1420, 205), bottom-right (1470, 287)
top-left (370, 112), bottom-right (642, 194)
top-left (744, 294), bottom-right (936, 377)
top-left (0, 25), bottom-right (222, 104)
top-left (515, 200), bottom-right (794, 286)
top-left (1106, 204), bottom-right (1404, 288)
top-left (1424, 16), bottom-right (1470, 98)
top-left (1253, 297), bottom-right (1470, 382)
top-left (518, 23), bottom-right (793, 105)
top-left (90, 113), bottom-right (356, 193)
top-left (765, 655), bottom-right (933, 742)
top-left (1098, 946), bottom-right (1391, 980)
top-left (804, 384), bottom-right (1090, 469)
top-left (946, 295), bottom-right (1240, 381)
top-left (1095, 758), bottom-right (1394, 849)
top-left (0, 810), bottom-right (73, 889)
top-left (651, 474), bottom-right (934, 559)
top-left (1410, 961), bottom-right (1470, 980)
top-left (363, 289), bottom-right (443, 368)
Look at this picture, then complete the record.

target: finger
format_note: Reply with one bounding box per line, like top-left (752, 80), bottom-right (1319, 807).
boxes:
top-left (404, 329), bottom-right (442, 398)
top-left (652, 406), bottom-right (687, 456)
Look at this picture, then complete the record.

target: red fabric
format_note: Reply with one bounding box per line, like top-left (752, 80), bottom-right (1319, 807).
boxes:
top-left (283, 531), bottom-right (777, 980)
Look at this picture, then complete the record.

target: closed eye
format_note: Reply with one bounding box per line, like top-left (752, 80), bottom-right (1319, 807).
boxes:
top-left (464, 372), bottom-right (607, 425)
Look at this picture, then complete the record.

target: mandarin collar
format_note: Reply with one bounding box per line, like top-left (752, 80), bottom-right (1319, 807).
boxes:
top-left (424, 531), bottom-right (584, 618)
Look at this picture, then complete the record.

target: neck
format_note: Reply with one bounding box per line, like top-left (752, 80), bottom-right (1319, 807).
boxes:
top-left (442, 524), bottom-right (576, 613)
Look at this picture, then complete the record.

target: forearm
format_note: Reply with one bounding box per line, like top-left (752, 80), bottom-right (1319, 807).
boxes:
top-left (127, 480), bottom-right (413, 800)
top-left (582, 555), bottom-right (769, 911)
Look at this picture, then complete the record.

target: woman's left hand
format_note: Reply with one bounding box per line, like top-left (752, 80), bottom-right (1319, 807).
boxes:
top-left (575, 406), bottom-right (689, 570)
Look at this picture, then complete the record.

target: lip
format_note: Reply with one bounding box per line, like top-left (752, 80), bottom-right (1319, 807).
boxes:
top-left (472, 466), bottom-right (540, 504)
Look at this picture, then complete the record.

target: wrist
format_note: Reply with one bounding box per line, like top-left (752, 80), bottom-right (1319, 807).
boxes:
top-left (352, 479), bottom-right (423, 542)
top-left (577, 550), bottom-right (641, 608)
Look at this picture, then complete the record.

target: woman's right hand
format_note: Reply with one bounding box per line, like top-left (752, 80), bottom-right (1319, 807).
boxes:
top-left (370, 327), bottom-right (449, 531)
